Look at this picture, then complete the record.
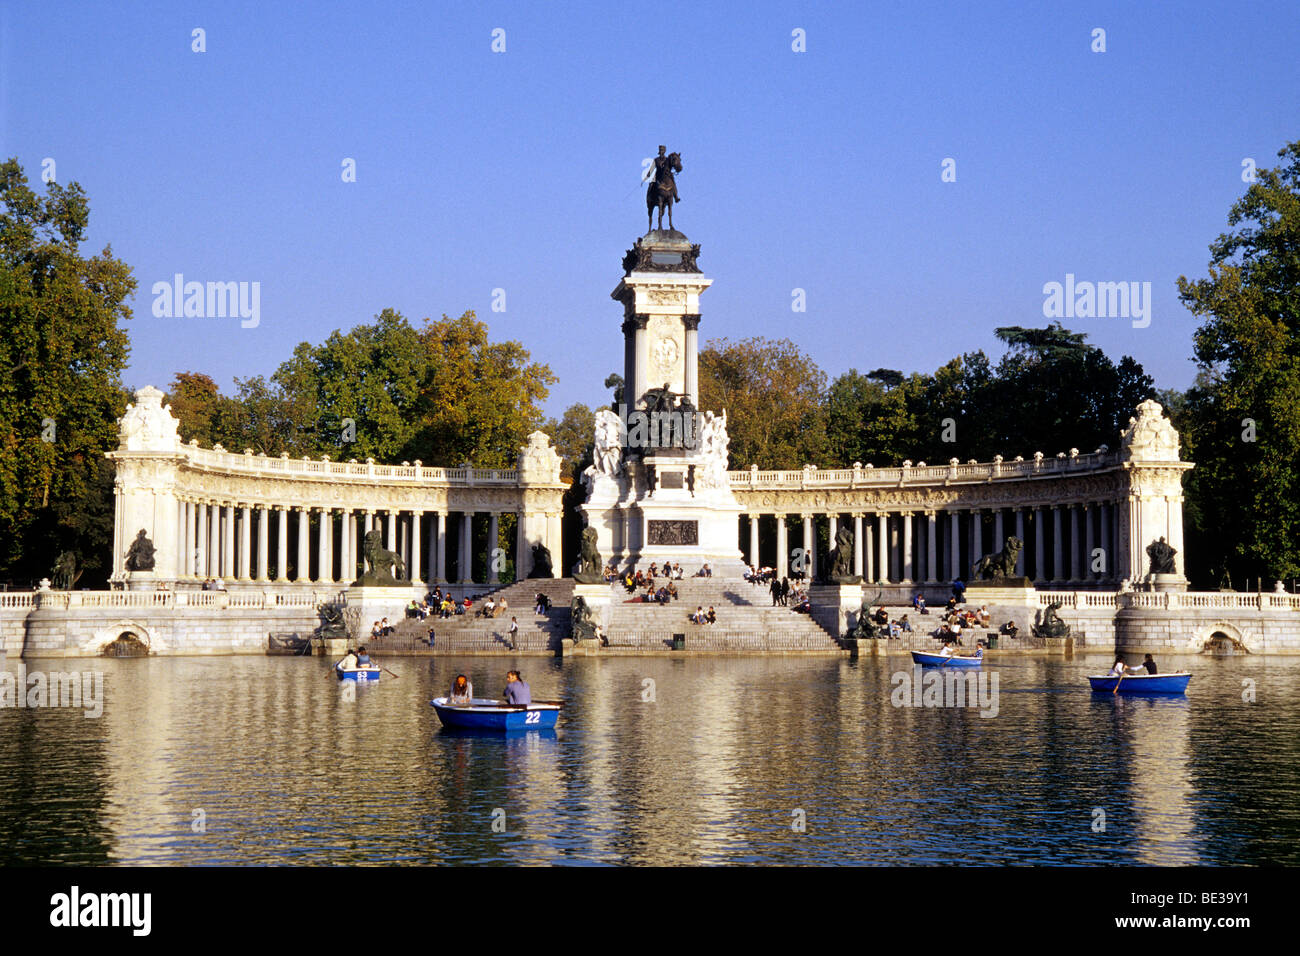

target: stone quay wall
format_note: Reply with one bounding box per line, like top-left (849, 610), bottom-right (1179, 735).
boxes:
top-left (1, 589), bottom-right (334, 659)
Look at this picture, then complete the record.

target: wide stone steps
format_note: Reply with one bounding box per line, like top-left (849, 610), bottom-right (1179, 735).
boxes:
top-left (366, 578), bottom-right (576, 653)
top-left (602, 579), bottom-right (840, 650)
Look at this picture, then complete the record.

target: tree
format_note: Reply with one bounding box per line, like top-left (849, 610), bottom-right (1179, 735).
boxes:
top-left (698, 336), bottom-right (827, 468)
top-left (544, 403), bottom-right (595, 479)
top-left (0, 159), bottom-right (133, 586)
top-left (1178, 140), bottom-right (1300, 584)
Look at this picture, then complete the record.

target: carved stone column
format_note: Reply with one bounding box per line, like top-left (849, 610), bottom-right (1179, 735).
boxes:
top-left (238, 504), bottom-right (252, 580)
top-left (1069, 505), bottom-right (1081, 582)
top-left (222, 503), bottom-right (235, 579)
top-left (256, 505), bottom-right (269, 581)
top-left (339, 509), bottom-right (352, 584)
top-left (949, 510), bottom-right (960, 582)
top-left (436, 511), bottom-right (448, 583)
top-left (775, 515), bottom-right (788, 579)
top-left (1014, 509), bottom-right (1026, 577)
top-left (1084, 504), bottom-right (1096, 582)
top-left (802, 514), bottom-right (814, 580)
top-left (1052, 506), bottom-right (1064, 583)
top-left (277, 506), bottom-right (288, 582)
top-left (902, 511), bottom-right (914, 583)
top-left (411, 510), bottom-right (423, 584)
top-left (925, 511), bottom-right (937, 583)
top-left (749, 513), bottom-right (761, 567)
top-left (487, 512), bottom-right (499, 584)
top-left (462, 512), bottom-right (474, 583)
top-left (296, 507), bottom-right (309, 583)
top-left (877, 512), bottom-right (889, 584)
top-left (853, 513), bottom-right (864, 578)
top-left (1034, 506), bottom-right (1046, 583)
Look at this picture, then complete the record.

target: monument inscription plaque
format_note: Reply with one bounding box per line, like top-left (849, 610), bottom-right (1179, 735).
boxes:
top-left (648, 519), bottom-right (698, 546)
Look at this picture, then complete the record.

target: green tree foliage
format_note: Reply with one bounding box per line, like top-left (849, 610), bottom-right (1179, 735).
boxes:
top-left (698, 336), bottom-right (827, 469)
top-left (0, 159), bottom-right (133, 586)
top-left (1178, 140), bottom-right (1300, 584)
top-left (178, 310), bottom-right (557, 470)
top-left (545, 403), bottom-right (595, 480)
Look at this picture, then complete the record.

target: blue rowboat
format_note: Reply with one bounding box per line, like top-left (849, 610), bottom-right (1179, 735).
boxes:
top-left (336, 665), bottom-right (381, 682)
top-left (430, 696), bottom-right (560, 731)
top-left (911, 650), bottom-right (983, 669)
top-left (1088, 672), bottom-right (1191, 695)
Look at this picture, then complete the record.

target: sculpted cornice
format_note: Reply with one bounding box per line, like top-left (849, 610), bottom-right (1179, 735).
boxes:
top-left (731, 471), bottom-right (1131, 512)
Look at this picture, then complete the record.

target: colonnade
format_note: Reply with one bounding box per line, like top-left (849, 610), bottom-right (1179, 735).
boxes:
top-left (740, 501), bottom-right (1133, 586)
top-left (169, 500), bottom-right (535, 586)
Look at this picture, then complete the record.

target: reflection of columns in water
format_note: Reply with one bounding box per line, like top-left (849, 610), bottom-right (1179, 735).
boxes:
top-left (1124, 698), bottom-right (1195, 864)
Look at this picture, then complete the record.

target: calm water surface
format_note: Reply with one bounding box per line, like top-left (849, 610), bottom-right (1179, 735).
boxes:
top-left (1, 652), bottom-right (1297, 865)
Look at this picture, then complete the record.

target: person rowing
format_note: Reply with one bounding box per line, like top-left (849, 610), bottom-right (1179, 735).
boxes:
top-left (503, 669), bottom-right (531, 706)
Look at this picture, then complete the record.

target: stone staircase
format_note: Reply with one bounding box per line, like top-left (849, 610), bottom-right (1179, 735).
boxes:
top-left (600, 577), bottom-right (843, 652)
top-left (367, 578), bottom-right (574, 654)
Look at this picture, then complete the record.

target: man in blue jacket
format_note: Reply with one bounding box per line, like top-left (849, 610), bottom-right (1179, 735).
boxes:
top-left (503, 669), bottom-right (531, 706)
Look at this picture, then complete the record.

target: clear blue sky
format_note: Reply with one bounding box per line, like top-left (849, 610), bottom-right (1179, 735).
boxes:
top-left (4, 1), bottom-right (1298, 416)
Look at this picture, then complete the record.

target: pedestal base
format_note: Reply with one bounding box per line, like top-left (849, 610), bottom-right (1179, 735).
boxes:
top-left (1149, 573), bottom-right (1189, 593)
top-left (809, 583), bottom-right (865, 641)
top-left (343, 586), bottom-right (420, 635)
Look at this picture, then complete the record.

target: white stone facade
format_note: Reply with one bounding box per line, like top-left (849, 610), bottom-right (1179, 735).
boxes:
top-left (105, 389), bottom-right (567, 590)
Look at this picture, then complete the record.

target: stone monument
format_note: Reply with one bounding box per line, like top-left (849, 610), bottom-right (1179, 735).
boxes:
top-left (580, 147), bottom-right (744, 574)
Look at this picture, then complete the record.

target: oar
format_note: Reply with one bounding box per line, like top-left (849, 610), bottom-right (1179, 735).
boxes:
top-left (380, 664), bottom-right (401, 680)
top-left (1113, 668), bottom-right (1125, 695)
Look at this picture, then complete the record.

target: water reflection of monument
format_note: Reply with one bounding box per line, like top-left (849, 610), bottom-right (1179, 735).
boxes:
top-left (580, 148), bottom-right (744, 573)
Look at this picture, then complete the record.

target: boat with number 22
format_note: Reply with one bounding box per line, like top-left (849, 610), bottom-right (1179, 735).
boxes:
top-left (430, 697), bottom-right (561, 731)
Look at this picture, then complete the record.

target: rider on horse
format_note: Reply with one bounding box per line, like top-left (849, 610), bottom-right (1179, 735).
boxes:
top-left (653, 145), bottom-right (680, 202)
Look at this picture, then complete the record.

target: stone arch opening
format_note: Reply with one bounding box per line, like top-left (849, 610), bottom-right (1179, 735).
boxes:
top-left (1198, 623), bottom-right (1249, 655)
top-left (102, 631), bottom-right (150, 657)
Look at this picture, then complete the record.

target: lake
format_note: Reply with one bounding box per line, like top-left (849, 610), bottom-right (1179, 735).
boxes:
top-left (1, 652), bottom-right (1296, 865)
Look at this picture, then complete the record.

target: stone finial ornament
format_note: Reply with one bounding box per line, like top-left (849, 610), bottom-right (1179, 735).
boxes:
top-left (517, 431), bottom-right (562, 483)
top-left (1121, 399), bottom-right (1180, 462)
top-left (117, 385), bottom-right (180, 452)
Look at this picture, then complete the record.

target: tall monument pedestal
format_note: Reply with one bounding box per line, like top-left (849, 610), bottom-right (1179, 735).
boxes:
top-left (580, 226), bottom-right (745, 576)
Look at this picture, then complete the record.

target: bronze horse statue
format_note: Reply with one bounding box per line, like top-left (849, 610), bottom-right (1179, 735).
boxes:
top-left (647, 151), bottom-right (682, 232)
